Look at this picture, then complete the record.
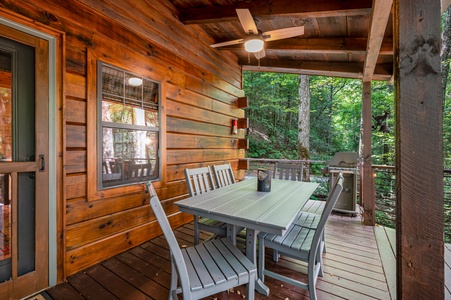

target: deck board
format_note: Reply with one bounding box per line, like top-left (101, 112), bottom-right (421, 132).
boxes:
top-left (45, 282), bottom-right (84, 300)
top-left (66, 271), bottom-right (118, 300)
top-left (85, 264), bottom-right (151, 300)
top-left (445, 244), bottom-right (451, 298)
top-left (37, 200), bottom-right (405, 299)
top-left (101, 257), bottom-right (168, 300)
top-left (374, 226), bottom-right (397, 300)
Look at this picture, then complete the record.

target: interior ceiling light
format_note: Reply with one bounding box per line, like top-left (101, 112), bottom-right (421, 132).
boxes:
top-left (128, 77), bottom-right (143, 87)
top-left (244, 37), bottom-right (264, 53)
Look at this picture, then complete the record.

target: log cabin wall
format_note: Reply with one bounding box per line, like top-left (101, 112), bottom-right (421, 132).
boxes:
top-left (0, 0), bottom-right (246, 280)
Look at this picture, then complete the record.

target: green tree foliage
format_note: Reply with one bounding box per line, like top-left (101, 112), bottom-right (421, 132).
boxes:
top-left (371, 83), bottom-right (395, 165)
top-left (310, 77), bottom-right (363, 158)
top-left (243, 71), bottom-right (299, 159)
top-left (243, 71), bottom-right (395, 164)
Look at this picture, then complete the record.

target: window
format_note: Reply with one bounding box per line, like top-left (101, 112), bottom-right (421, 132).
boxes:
top-left (98, 62), bottom-right (160, 188)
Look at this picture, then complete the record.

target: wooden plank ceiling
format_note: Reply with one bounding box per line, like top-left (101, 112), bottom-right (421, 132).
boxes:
top-left (171, 0), bottom-right (394, 81)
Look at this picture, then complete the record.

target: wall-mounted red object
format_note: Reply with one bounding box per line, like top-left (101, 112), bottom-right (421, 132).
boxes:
top-left (232, 119), bottom-right (238, 135)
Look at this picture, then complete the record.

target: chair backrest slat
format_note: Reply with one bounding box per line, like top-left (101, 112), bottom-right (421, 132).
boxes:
top-left (273, 162), bottom-right (303, 181)
top-left (184, 166), bottom-right (215, 197)
top-left (146, 182), bottom-right (191, 290)
top-left (212, 163), bottom-right (236, 188)
top-left (309, 173), bottom-right (343, 260)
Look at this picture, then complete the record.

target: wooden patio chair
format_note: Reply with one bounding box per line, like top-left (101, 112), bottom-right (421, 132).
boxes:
top-left (212, 163), bottom-right (236, 188)
top-left (257, 173), bottom-right (344, 300)
top-left (212, 163), bottom-right (247, 244)
top-left (184, 166), bottom-right (227, 245)
top-left (271, 162), bottom-right (304, 260)
top-left (147, 182), bottom-right (256, 300)
top-left (273, 162), bottom-right (303, 181)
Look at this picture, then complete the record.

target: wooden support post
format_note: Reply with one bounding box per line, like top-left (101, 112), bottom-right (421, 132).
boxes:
top-left (395, 0), bottom-right (443, 298)
top-left (362, 81), bottom-right (375, 226)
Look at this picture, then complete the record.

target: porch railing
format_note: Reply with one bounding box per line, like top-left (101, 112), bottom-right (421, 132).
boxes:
top-left (246, 159), bottom-right (451, 242)
top-left (444, 170), bottom-right (451, 242)
top-left (372, 166), bottom-right (451, 242)
top-left (246, 158), bottom-right (330, 200)
top-left (372, 165), bottom-right (396, 228)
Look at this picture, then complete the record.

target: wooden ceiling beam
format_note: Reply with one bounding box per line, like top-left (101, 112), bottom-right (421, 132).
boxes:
top-left (180, 0), bottom-right (372, 24)
top-left (240, 59), bottom-right (392, 81)
top-left (363, 0), bottom-right (393, 82)
top-left (219, 37), bottom-right (393, 55)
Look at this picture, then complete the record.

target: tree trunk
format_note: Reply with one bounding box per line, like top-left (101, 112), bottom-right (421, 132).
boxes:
top-left (297, 75), bottom-right (310, 180)
top-left (328, 83), bottom-right (333, 148)
top-left (359, 115), bottom-right (364, 158)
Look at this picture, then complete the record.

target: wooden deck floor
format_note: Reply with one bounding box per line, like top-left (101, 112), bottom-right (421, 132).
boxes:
top-left (39, 201), bottom-right (394, 300)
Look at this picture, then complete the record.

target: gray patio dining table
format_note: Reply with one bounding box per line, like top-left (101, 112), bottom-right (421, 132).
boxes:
top-left (175, 177), bottom-right (319, 296)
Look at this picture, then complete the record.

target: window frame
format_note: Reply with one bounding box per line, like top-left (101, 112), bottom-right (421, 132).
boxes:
top-left (96, 61), bottom-right (162, 190)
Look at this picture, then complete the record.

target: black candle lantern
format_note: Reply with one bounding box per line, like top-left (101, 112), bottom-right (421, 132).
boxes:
top-left (257, 169), bottom-right (271, 192)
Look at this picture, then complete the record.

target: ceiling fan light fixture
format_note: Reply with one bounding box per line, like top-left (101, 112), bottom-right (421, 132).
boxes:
top-left (244, 38), bottom-right (264, 53)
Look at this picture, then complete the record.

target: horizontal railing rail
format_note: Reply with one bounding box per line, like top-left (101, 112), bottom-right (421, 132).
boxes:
top-left (246, 158), bottom-right (330, 200)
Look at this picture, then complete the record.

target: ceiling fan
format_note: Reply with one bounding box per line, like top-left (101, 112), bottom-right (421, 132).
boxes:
top-left (210, 9), bottom-right (305, 59)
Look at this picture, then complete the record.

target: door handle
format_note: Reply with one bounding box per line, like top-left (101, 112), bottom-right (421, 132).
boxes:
top-left (39, 154), bottom-right (45, 172)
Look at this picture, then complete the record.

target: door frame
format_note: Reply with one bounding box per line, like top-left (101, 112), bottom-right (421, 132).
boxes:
top-left (0, 15), bottom-right (62, 287)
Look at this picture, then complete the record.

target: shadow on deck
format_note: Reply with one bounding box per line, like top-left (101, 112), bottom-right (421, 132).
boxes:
top-left (37, 201), bottom-right (397, 300)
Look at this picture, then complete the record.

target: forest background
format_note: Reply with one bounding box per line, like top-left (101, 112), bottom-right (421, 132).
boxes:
top-left (242, 10), bottom-right (451, 238)
top-left (243, 9), bottom-right (451, 170)
top-left (243, 73), bottom-right (395, 165)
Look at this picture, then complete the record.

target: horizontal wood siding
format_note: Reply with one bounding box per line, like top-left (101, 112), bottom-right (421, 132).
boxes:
top-left (1, 0), bottom-right (245, 279)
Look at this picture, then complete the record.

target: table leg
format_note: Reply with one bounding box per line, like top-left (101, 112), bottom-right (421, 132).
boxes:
top-left (245, 228), bottom-right (270, 296)
top-left (226, 224), bottom-right (237, 245)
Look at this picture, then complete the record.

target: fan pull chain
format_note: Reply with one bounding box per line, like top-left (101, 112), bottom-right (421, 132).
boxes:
top-left (248, 52), bottom-right (250, 64)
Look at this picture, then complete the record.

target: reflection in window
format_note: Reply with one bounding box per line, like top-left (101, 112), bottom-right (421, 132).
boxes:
top-left (98, 63), bottom-right (160, 188)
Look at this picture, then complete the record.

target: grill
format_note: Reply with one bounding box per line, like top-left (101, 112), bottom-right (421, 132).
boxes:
top-left (326, 152), bottom-right (359, 216)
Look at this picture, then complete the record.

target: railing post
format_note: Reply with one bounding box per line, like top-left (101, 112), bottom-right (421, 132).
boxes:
top-left (362, 81), bottom-right (375, 226)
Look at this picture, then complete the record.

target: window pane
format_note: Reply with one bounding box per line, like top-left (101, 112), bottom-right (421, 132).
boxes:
top-left (102, 127), bottom-right (158, 187)
top-left (143, 79), bottom-right (158, 108)
top-left (102, 127), bottom-right (123, 185)
top-left (102, 65), bottom-right (124, 101)
top-left (101, 67), bottom-right (159, 127)
top-left (102, 101), bottom-right (123, 123)
top-left (0, 173), bottom-right (12, 281)
top-left (0, 50), bottom-right (12, 161)
top-left (99, 62), bottom-right (160, 188)
top-left (122, 106), bottom-right (145, 126)
top-left (145, 110), bottom-right (159, 127)
top-left (124, 73), bottom-right (142, 101)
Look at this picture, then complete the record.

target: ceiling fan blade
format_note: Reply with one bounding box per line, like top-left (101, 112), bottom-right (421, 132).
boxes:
top-left (263, 26), bottom-right (305, 41)
top-left (211, 39), bottom-right (244, 48)
top-left (236, 9), bottom-right (258, 35)
top-left (254, 49), bottom-right (266, 59)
